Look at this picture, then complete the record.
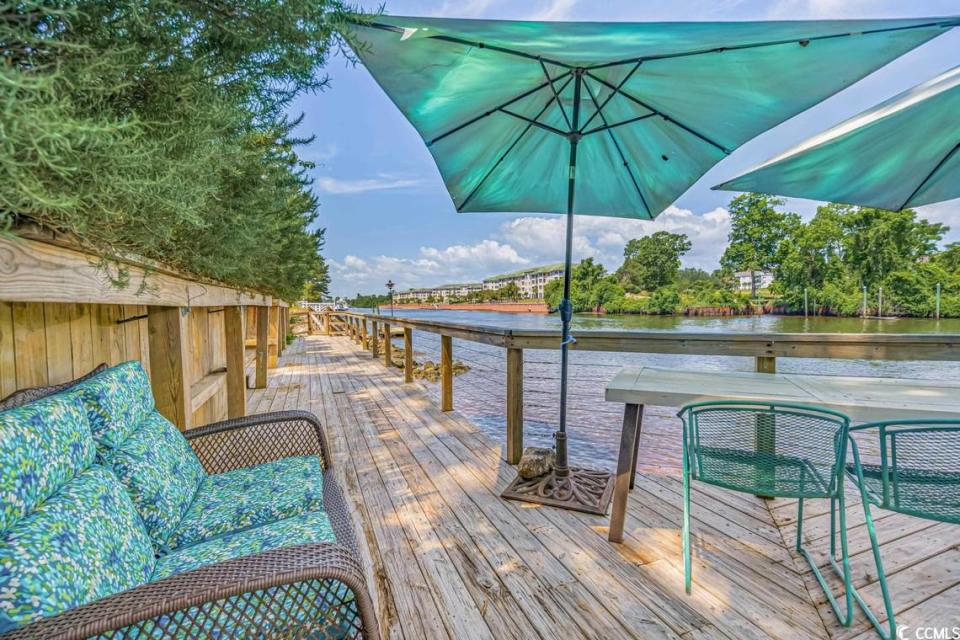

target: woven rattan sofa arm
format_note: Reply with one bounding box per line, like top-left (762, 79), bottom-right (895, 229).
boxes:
top-left (0, 543), bottom-right (378, 640)
top-left (183, 410), bottom-right (332, 474)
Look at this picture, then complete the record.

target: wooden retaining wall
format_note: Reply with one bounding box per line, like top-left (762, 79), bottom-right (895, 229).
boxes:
top-left (0, 228), bottom-right (289, 430)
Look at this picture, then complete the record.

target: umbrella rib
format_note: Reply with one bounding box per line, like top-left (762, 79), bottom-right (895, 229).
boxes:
top-left (540, 59), bottom-right (571, 130)
top-left (578, 61), bottom-right (643, 134)
top-left (457, 77), bottom-right (574, 212)
top-left (581, 78), bottom-right (652, 216)
top-left (584, 19), bottom-right (960, 70)
top-left (428, 71), bottom-right (573, 147)
top-left (898, 141), bottom-right (960, 211)
top-left (581, 113), bottom-right (657, 136)
top-left (499, 108), bottom-right (569, 137)
top-left (586, 71), bottom-right (730, 154)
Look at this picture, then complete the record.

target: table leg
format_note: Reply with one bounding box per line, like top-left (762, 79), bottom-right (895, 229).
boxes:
top-left (629, 404), bottom-right (644, 490)
top-left (609, 403), bottom-right (641, 543)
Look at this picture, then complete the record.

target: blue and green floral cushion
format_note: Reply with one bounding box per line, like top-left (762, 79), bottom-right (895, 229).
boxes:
top-left (0, 466), bottom-right (156, 632)
top-left (0, 393), bottom-right (95, 535)
top-left (73, 361), bottom-right (155, 449)
top-left (152, 510), bottom-right (336, 581)
top-left (99, 412), bottom-right (206, 549)
top-left (167, 456), bottom-right (324, 550)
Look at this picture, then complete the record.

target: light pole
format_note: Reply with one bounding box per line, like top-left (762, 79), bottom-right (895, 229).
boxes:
top-left (386, 280), bottom-right (395, 316)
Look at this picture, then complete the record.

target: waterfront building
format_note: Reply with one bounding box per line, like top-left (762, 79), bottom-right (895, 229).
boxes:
top-left (734, 270), bottom-right (775, 292)
top-left (483, 264), bottom-right (565, 299)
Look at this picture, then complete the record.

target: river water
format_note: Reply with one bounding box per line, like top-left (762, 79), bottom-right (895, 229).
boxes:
top-left (363, 309), bottom-right (960, 470)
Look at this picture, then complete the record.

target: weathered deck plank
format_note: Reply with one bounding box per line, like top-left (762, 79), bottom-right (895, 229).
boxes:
top-left (248, 335), bottom-right (958, 639)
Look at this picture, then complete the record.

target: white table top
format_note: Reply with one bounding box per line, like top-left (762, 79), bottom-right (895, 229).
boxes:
top-left (604, 366), bottom-right (960, 422)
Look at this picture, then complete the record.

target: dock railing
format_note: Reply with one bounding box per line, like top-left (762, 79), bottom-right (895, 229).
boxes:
top-left (318, 310), bottom-right (960, 465)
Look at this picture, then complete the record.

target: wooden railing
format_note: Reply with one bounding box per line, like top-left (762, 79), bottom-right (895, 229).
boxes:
top-left (319, 310), bottom-right (960, 464)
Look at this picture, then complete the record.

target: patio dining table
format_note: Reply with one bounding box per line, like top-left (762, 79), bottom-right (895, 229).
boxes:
top-left (605, 366), bottom-right (960, 541)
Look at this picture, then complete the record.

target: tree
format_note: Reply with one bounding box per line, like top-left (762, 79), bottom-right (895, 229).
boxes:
top-left (774, 203), bottom-right (847, 308)
top-left (935, 243), bottom-right (960, 274)
top-left (499, 282), bottom-right (521, 300)
top-left (573, 258), bottom-right (606, 289)
top-left (617, 232), bottom-right (692, 292)
top-left (2, 0), bottom-right (357, 300)
top-left (843, 207), bottom-right (947, 287)
top-left (720, 194), bottom-right (801, 296)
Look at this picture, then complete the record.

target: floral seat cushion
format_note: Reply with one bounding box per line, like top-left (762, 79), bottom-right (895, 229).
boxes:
top-left (167, 456), bottom-right (324, 550)
top-left (0, 396), bottom-right (156, 632)
top-left (73, 362), bottom-right (206, 548)
top-left (139, 512), bottom-right (349, 640)
top-left (152, 510), bottom-right (336, 581)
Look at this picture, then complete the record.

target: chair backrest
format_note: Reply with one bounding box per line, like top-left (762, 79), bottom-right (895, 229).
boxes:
top-left (0, 363), bottom-right (108, 411)
top-left (0, 393), bottom-right (155, 632)
top-left (849, 420), bottom-right (960, 524)
top-left (70, 361), bottom-right (207, 549)
top-left (679, 400), bottom-right (850, 498)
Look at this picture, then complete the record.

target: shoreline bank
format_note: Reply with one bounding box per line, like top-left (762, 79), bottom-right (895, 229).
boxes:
top-left (391, 302), bottom-right (550, 314)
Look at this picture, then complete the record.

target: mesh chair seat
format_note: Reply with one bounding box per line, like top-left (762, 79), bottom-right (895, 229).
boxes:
top-left (695, 446), bottom-right (833, 498)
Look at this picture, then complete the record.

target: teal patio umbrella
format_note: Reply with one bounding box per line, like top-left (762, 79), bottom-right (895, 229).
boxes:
top-left (716, 64), bottom-right (960, 209)
top-left (349, 15), bottom-right (957, 514)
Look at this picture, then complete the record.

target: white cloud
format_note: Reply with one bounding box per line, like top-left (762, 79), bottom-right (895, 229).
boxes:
top-left (330, 206), bottom-right (732, 295)
top-left (314, 174), bottom-right (422, 195)
top-left (329, 239), bottom-right (530, 293)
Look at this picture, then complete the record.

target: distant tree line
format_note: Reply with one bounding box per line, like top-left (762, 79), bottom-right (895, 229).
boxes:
top-left (545, 193), bottom-right (959, 317)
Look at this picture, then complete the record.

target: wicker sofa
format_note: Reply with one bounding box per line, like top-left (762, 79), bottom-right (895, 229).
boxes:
top-left (0, 361), bottom-right (378, 638)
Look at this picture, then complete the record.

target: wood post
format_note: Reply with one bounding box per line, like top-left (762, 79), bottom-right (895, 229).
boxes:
top-left (147, 306), bottom-right (191, 431)
top-left (371, 321), bottom-right (379, 358)
top-left (324, 311), bottom-right (331, 336)
top-left (360, 319), bottom-right (368, 350)
top-left (383, 322), bottom-right (392, 367)
top-left (223, 306), bottom-right (246, 418)
top-left (255, 306), bottom-right (269, 389)
top-left (506, 347), bottom-right (523, 464)
top-left (268, 306), bottom-right (279, 368)
top-left (440, 334), bottom-right (453, 412)
top-left (403, 328), bottom-right (414, 383)
top-left (754, 356), bottom-right (776, 497)
top-left (755, 356), bottom-right (776, 374)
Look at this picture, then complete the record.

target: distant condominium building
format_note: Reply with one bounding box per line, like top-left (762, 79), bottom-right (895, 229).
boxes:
top-left (734, 270), bottom-right (775, 291)
top-left (483, 263), bottom-right (565, 299)
top-left (394, 282), bottom-right (482, 303)
top-left (393, 263), bottom-right (567, 303)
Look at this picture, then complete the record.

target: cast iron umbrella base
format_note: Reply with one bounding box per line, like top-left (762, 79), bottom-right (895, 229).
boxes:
top-left (501, 466), bottom-right (614, 515)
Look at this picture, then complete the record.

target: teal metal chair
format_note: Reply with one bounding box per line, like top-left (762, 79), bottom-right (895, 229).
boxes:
top-left (844, 419), bottom-right (960, 639)
top-left (678, 400), bottom-right (854, 628)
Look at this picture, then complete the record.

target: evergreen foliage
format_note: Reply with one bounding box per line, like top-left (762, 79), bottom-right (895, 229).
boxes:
top-left (1, 0), bottom-right (360, 300)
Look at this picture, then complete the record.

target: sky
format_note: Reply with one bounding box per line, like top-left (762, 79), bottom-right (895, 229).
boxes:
top-left (288, 0), bottom-right (960, 297)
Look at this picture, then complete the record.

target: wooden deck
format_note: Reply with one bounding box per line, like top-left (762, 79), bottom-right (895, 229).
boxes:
top-left (248, 335), bottom-right (960, 639)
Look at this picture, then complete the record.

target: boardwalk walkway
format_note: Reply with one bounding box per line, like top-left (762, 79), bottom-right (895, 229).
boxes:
top-left (248, 335), bottom-right (960, 639)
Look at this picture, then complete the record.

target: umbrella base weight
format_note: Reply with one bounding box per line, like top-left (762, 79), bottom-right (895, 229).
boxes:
top-left (501, 466), bottom-right (615, 516)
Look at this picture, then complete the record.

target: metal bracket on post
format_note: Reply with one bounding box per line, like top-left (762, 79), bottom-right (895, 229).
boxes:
top-left (558, 299), bottom-right (576, 346)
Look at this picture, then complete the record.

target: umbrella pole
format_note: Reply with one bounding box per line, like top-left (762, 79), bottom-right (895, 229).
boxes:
top-left (501, 69), bottom-right (614, 515)
top-left (554, 206), bottom-right (574, 478)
